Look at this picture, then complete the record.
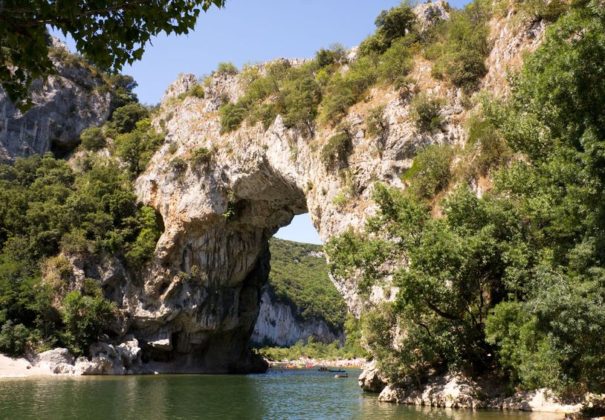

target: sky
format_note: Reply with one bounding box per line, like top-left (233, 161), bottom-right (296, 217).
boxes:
top-left (56, 0), bottom-right (470, 244)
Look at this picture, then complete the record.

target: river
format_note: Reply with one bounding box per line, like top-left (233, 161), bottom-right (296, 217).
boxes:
top-left (0, 368), bottom-right (563, 419)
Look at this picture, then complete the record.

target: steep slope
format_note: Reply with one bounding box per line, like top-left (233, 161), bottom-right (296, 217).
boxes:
top-left (0, 40), bottom-right (112, 161)
top-left (251, 238), bottom-right (345, 346)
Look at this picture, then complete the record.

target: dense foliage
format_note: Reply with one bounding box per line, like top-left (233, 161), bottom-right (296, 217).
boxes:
top-left (326, 0), bottom-right (605, 394)
top-left (0, 152), bottom-right (163, 356)
top-left (426, 0), bottom-right (491, 91)
top-left (0, 80), bottom-right (164, 356)
top-left (0, 0), bottom-right (225, 107)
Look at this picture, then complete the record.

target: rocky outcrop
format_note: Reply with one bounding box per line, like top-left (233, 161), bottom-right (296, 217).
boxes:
top-left (375, 373), bottom-right (593, 415)
top-left (26, 339), bottom-right (144, 376)
top-left (0, 41), bottom-right (111, 161)
top-left (251, 286), bottom-right (343, 346)
top-left (358, 360), bottom-right (387, 393)
top-left (121, 1), bottom-right (548, 373)
top-left (0, 2), bottom-right (551, 376)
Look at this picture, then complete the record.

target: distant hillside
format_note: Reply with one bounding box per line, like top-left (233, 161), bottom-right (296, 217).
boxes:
top-left (267, 238), bottom-right (347, 331)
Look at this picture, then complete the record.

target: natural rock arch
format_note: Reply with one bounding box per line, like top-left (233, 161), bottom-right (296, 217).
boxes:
top-left (129, 66), bottom-right (453, 371)
top-left (130, 15), bottom-right (538, 367)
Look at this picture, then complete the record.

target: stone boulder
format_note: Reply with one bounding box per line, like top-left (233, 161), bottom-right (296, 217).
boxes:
top-left (37, 348), bottom-right (75, 367)
top-left (378, 374), bottom-right (485, 409)
top-left (74, 356), bottom-right (114, 375)
top-left (358, 361), bottom-right (387, 393)
top-left (116, 337), bottom-right (142, 369)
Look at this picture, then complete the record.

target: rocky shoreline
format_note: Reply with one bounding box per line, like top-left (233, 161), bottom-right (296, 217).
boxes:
top-left (357, 362), bottom-right (605, 418)
top-left (265, 357), bottom-right (366, 369)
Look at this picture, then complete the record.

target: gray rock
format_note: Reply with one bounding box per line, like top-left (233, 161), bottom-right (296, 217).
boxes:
top-left (358, 361), bottom-right (387, 393)
top-left (37, 348), bottom-right (75, 366)
top-left (251, 286), bottom-right (343, 347)
top-left (0, 43), bottom-right (111, 162)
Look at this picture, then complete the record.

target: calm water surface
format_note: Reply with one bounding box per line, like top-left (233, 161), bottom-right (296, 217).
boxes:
top-left (0, 369), bottom-right (563, 419)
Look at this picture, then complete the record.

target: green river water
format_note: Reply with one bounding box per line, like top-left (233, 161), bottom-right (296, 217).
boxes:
top-left (0, 369), bottom-right (563, 419)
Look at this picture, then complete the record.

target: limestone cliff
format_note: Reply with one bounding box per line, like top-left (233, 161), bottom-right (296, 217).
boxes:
top-left (251, 286), bottom-right (343, 347)
top-left (250, 239), bottom-right (345, 347)
top-left (0, 41), bottom-right (112, 161)
top-left (0, 1), bottom-right (548, 375)
top-left (128, 1), bottom-right (544, 373)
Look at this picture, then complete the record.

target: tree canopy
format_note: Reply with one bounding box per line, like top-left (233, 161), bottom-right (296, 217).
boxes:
top-left (0, 0), bottom-right (225, 106)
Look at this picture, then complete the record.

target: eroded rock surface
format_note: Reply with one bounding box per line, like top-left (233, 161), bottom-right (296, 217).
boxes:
top-left (0, 41), bottom-right (111, 161)
top-left (251, 286), bottom-right (343, 347)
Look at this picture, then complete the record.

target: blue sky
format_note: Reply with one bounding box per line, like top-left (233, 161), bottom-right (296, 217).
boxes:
top-left (56, 0), bottom-right (471, 244)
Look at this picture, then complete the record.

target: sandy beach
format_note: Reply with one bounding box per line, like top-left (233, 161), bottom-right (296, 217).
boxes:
top-left (0, 354), bottom-right (55, 378)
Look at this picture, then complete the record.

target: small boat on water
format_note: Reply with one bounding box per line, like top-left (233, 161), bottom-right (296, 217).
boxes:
top-left (328, 369), bottom-right (346, 373)
top-left (334, 373), bottom-right (348, 379)
top-left (318, 366), bottom-right (328, 372)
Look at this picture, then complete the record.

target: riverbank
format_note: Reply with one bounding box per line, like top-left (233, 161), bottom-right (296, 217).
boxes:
top-left (0, 354), bottom-right (53, 378)
top-left (265, 357), bottom-right (366, 369)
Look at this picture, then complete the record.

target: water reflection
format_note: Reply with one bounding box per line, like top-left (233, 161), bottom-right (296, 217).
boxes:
top-left (0, 370), bottom-right (563, 420)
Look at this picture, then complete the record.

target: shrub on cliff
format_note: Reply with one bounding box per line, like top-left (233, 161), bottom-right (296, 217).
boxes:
top-left (359, 3), bottom-right (417, 56)
top-left (216, 62), bottom-right (238, 76)
top-left (410, 93), bottom-right (444, 133)
top-left (402, 144), bottom-right (453, 199)
top-left (109, 103), bottom-right (150, 134)
top-left (428, 0), bottom-right (490, 91)
top-left (219, 102), bottom-right (248, 133)
top-left (114, 118), bottom-right (164, 177)
top-left (80, 127), bottom-right (106, 151)
top-left (320, 132), bottom-right (352, 170)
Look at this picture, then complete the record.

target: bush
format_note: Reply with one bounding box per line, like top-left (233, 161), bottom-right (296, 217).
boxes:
top-left (359, 4), bottom-right (417, 56)
top-left (428, 1), bottom-right (490, 91)
top-left (190, 147), bottom-right (213, 167)
top-left (80, 127), bottom-right (106, 151)
top-left (219, 102), bottom-right (247, 133)
top-left (377, 38), bottom-right (413, 86)
top-left (61, 289), bottom-right (115, 355)
top-left (125, 206), bottom-right (162, 268)
top-left (465, 111), bottom-right (511, 175)
top-left (109, 103), bottom-right (149, 134)
top-left (366, 106), bottom-right (388, 139)
top-left (320, 132), bottom-right (352, 170)
top-left (320, 57), bottom-right (377, 125)
top-left (281, 71), bottom-right (322, 133)
top-left (403, 144), bottom-right (453, 199)
top-left (0, 321), bottom-right (30, 356)
top-left (169, 157), bottom-right (188, 176)
top-left (186, 84), bottom-right (205, 99)
top-left (216, 62), bottom-right (238, 76)
top-left (410, 93), bottom-right (444, 133)
top-left (315, 44), bottom-right (347, 68)
top-left (114, 119), bottom-right (164, 177)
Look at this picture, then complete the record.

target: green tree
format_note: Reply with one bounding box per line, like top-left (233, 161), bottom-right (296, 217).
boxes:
top-left (0, 0), bottom-right (225, 107)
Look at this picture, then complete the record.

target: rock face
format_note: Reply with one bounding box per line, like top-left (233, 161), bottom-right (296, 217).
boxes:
top-left (251, 285), bottom-right (343, 347)
top-left (0, 3), bottom-right (548, 375)
top-left (375, 373), bottom-right (587, 414)
top-left (358, 361), bottom-right (387, 393)
top-left (0, 41), bottom-right (112, 161)
top-left (124, 1), bottom-right (546, 373)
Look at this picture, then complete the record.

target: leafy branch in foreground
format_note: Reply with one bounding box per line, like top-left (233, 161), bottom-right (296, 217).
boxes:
top-left (0, 0), bottom-right (225, 107)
